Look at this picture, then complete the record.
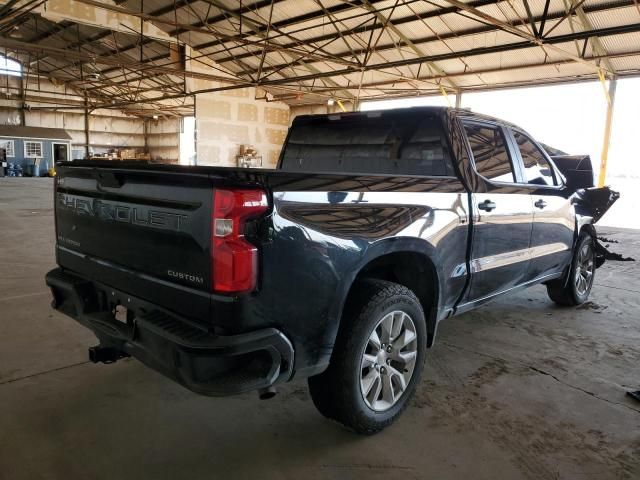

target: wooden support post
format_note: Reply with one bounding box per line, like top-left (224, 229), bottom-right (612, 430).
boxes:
top-left (598, 76), bottom-right (617, 187)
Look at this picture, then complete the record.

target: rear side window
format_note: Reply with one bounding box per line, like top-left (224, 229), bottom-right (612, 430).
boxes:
top-left (513, 131), bottom-right (557, 186)
top-left (280, 113), bottom-right (454, 176)
top-left (463, 122), bottom-right (515, 183)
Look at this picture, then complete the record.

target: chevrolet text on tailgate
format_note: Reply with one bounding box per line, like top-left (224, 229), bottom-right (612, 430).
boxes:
top-left (46, 107), bottom-right (618, 434)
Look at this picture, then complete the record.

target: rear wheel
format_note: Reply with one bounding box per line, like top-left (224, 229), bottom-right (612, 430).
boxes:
top-left (308, 279), bottom-right (427, 434)
top-left (547, 233), bottom-right (595, 306)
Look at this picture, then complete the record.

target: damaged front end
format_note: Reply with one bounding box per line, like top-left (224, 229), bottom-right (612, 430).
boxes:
top-left (572, 187), bottom-right (621, 267)
top-left (572, 186), bottom-right (620, 224)
top-left (551, 154), bottom-right (596, 191)
top-left (550, 152), bottom-right (622, 267)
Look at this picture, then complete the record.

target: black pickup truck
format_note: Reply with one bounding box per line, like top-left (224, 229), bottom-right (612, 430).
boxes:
top-left (46, 107), bottom-right (617, 434)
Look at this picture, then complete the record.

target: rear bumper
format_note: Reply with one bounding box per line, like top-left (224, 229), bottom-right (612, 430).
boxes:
top-left (45, 268), bottom-right (294, 396)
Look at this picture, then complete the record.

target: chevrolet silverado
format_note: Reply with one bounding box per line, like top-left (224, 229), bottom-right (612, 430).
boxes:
top-left (46, 107), bottom-right (618, 434)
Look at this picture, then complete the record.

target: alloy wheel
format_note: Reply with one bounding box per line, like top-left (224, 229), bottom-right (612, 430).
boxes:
top-left (575, 242), bottom-right (594, 296)
top-left (359, 310), bottom-right (418, 412)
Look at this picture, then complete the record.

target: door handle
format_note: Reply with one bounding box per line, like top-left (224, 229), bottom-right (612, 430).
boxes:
top-left (478, 199), bottom-right (496, 212)
top-left (534, 199), bottom-right (547, 209)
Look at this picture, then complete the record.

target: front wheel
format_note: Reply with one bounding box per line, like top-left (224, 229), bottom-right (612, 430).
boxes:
top-left (547, 233), bottom-right (596, 306)
top-left (308, 279), bottom-right (427, 434)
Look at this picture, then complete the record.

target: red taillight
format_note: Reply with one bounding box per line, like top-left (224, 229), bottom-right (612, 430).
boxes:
top-left (212, 188), bottom-right (268, 294)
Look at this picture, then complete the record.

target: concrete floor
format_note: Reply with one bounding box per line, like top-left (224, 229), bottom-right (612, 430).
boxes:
top-left (0, 177), bottom-right (638, 480)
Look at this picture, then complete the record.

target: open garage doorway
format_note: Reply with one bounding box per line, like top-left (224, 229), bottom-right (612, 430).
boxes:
top-left (180, 116), bottom-right (196, 165)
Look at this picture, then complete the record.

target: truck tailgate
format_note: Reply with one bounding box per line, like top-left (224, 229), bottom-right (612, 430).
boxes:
top-left (55, 165), bottom-right (214, 320)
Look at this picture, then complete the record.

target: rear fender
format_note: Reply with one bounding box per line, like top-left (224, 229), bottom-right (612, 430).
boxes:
top-left (325, 237), bottom-right (445, 351)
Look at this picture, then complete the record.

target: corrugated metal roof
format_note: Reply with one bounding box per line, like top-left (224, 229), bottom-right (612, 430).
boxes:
top-left (0, 126), bottom-right (72, 141)
top-left (2, 0), bottom-right (639, 112)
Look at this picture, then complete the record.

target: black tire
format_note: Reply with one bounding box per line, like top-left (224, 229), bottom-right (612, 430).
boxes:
top-left (547, 233), bottom-right (596, 306)
top-left (308, 279), bottom-right (427, 434)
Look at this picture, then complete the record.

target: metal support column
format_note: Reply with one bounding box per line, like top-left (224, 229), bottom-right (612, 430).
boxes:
top-left (455, 89), bottom-right (462, 109)
top-left (84, 94), bottom-right (90, 159)
top-left (19, 76), bottom-right (25, 126)
top-left (144, 118), bottom-right (149, 154)
top-left (598, 76), bottom-right (617, 187)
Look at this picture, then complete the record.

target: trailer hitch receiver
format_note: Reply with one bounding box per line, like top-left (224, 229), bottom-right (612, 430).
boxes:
top-left (88, 345), bottom-right (129, 364)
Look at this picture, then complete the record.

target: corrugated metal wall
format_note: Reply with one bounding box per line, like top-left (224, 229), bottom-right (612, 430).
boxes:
top-left (1, 75), bottom-right (146, 158)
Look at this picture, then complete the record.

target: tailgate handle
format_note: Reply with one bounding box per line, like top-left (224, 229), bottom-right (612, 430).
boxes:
top-left (95, 170), bottom-right (123, 188)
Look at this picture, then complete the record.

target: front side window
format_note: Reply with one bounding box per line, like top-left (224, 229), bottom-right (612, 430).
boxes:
top-left (463, 122), bottom-right (515, 183)
top-left (24, 141), bottom-right (43, 158)
top-left (0, 139), bottom-right (14, 157)
top-left (513, 131), bottom-right (557, 186)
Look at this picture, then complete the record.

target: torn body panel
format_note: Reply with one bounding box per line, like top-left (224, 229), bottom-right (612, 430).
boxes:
top-left (550, 151), bottom-right (620, 265)
top-left (549, 152), bottom-right (620, 256)
top-left (572, 186), bottom-right (620, 224)
top-left (551, 155), bottom-right (595, 191)
top-left (571, 186), bottom-right (621, 267)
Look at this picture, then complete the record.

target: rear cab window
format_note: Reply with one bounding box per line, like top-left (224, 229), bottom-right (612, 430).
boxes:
top-left (462, 121), bottom-right (516, 184)
top-left (280, 111), bottom-right (455, 176)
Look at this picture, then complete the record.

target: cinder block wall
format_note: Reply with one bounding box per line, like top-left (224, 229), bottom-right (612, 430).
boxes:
top-left (195, 87), bottom-right (290, 168)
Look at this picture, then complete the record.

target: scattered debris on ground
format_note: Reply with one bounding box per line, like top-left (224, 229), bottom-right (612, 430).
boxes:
top-left (577, 301), bottom-right (608, 312)
top-left (601, 250), bottom-right (635, 262)
top-left (598, 236), bottom-right (620, 244)
top-left (595, 239), bottom-right (635, 262)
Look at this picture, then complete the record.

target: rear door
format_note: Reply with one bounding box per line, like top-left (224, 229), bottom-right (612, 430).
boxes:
top-left (461, 120), bottom-right (534, 303)
top-left (506, 129), bottom-right (574, 279)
